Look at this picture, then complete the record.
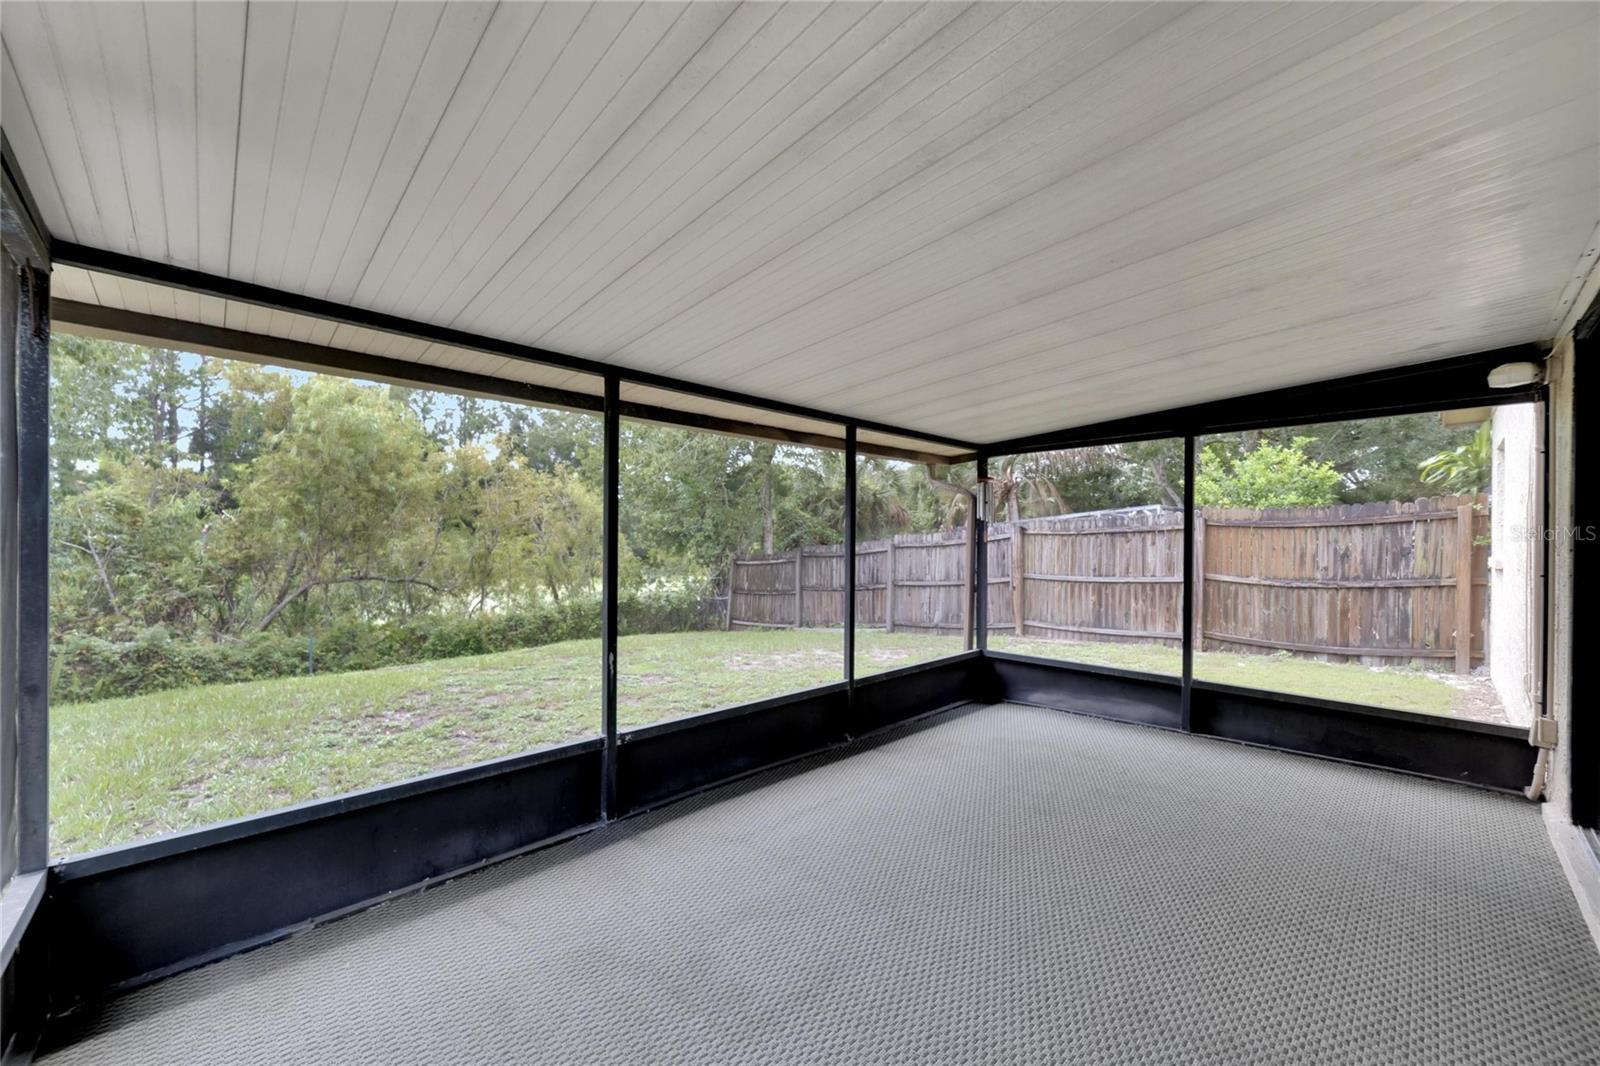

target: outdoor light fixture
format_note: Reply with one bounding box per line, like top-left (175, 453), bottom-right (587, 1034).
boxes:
top-left (1486, 361), bottom-right (1543, 389)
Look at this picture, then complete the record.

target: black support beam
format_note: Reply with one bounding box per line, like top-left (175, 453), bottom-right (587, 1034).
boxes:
top-left (601, 377), bottom-right (620, 822)
top-left (1572, 337), bottom-right (1596, 829)
top-left (14, 265), bottom-right (48, 873)
top-left (1180, 435), bottom-right (1196, 732)
top-left (844, 426), bottom-right (857, 692)
top-left (985, 345), bottom-right (1549, 456)
top-left (49, 243), bottom-right (978, 456)
top-left (0, 134), bottom-right (50, 268)
top-left (974, 455), bottom-right (988, 653)
top-left (51, 299), bottom-right (959, 465)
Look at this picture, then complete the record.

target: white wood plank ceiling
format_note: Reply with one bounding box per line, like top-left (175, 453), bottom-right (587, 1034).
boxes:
top-left (52, 265), bottom-right (973, 459)
top-left (4, 1), bottom-right (1597, 444)
top-left (49, 264), bottom-right (607, 399)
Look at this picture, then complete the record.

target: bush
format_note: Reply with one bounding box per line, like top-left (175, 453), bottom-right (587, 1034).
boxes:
top-left (51, 584), bottom-right (718, 703)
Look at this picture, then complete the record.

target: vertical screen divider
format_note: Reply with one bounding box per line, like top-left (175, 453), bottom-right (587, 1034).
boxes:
top-left (844, 425), bottom-right (857, 700)
top-left (1180, 434), bottom-right (1196, 733)
top-left (974, 454), bottom-right (988, 653)
top-left (601, 376), bottom-right (620, 820)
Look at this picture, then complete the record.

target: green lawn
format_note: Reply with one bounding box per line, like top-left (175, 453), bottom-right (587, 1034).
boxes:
top-left (51, 629), bottom-right (1485, 858)
top-left (987, 635), bottom-right (1474, 716)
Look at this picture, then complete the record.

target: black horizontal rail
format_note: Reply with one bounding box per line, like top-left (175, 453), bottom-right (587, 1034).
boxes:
top-left (980, 345), bottom-right (1548, 457)
top-left (50, 242), bottom-right (978, 456)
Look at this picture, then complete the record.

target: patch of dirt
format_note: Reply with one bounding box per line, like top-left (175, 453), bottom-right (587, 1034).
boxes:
top-left (368, 703), bottom-right (449, 734)
top-left (722, 650), bottom-right (836, 671)
top-left (1437, 671), bottom-right (1512, 725)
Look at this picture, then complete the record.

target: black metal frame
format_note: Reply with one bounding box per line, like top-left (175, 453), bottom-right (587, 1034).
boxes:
top-left (987, 652), bottom-right (1182, 730)
top-left (0, 145), bottom-right (1579, 1043)
top-left (983, 344), bottom-right (1546, 452)
top-left (974, 455), bottom-right (988, 653)
top-left (50, 298), bottom-right (963, 466)
top-left (1179, 435), bottom-right (1196, 732)
top-left (1571, 336), bottom-right (1596, 830)
top-left (975, 355), bottom-right (1553, 797)
top-left (601, 377), bottom-right (620, 821)
top-left (2, 138), bottom-right (52, 1066)
top-left (844, 426), bottom-right (858, 690)
top-left (13, 266), bottom-right (48, 877)
top-left (49, 243), bottom-right (977, 458)
top-left (40, 657), bottom-right (986, 1010)
top-left (18, 289), bottom-right (987, 1013)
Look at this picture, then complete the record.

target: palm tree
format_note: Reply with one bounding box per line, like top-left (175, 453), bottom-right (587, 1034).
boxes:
top-left (854, 459), bottom-right (913, 539)
top-left (1419, 422), bottom-right (1492, 495)
top-left (986, 454), bottom-right (1066, 522)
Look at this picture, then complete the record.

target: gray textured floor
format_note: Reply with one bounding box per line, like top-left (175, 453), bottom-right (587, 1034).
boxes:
top-left (41, 703), bottom-right (1600, 1064)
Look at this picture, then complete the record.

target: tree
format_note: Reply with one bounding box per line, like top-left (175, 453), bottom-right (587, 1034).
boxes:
top-left (1419, 421), bottom-right (1491, 495)
top-left (50, 459), bottom-right (217, 635)
top-left (986, 453), bottom-right (1064, 522)
top-left (222, 378), bottom-right (441, 633)
top-left (474, 463), bottom-right (608, 606)
top-left (1194, 437), bottom-right (1342, 508)
top-left (502, 408), bottom-right (602, 476)
top-left (1239, 413), bottom-right (1478, 503)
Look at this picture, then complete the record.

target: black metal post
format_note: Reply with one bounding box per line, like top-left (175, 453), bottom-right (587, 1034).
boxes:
top-left (844, 425), bottom-right (857, 697)
top-left (0, 251), bottom-right (17, 889)
top-left (600, 376), bottom-right (619, 820)
top-left (974, 453), bottom-right (987, 652)
top-left (1570, 341), bottom-right (1596, 829)
top-left (1180, 434), bottom-right (1196, 733)
top-left (16, 264), bottom-right (49, 869)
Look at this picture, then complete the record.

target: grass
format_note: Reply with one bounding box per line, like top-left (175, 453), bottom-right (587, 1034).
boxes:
top-left (51, 629), bottom-right (1485, 858)
top-left (986, 635), bottom-right (1470, 716)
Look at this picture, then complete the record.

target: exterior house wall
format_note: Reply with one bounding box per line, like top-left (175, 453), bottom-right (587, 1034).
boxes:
top-left (1488, 401), bottom-right (1540, 727)
top-left (1539, 335), bottom-right (1600, 951)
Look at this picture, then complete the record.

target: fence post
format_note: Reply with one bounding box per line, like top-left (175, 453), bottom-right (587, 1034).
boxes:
top-left (794, 547), bottom-right (804, 629)
top-left (1192, 512), bottom-right (1206, 653)
top-left (885, 540), bottom-right (896, 633)
top-left (1455, 501), bottom-right (1474, 674)
top-left (1011, 525), bottom-right (1025, 636)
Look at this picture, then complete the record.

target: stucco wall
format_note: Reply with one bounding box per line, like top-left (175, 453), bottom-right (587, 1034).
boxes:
top-left (1539, 335), bottom-right (1600, 952)
top-left (1488, 401), bottom-right (1540, 727)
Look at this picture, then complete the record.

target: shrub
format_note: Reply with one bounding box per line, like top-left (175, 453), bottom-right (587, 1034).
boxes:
top-left (50, 584), bottom-right (718, 703)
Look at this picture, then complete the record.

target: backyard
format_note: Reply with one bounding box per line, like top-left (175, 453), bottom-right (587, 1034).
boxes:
top-left (52, 628), bottom-right (1493, 858)
top-left (43, 335), bottom-right (1522, 861)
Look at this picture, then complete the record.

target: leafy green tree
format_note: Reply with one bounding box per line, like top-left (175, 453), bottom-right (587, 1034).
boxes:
top-left (855, 458), bottom-right (972, 540)
top-left (502, 408), bottom-right (602, 477)
top-left (222, 378), bottom-right (442, 632)
top-left (1418, 421), bottom-right (1491, 495)
top-left (50, 459), bottom-right (217, 635)
top-left (1194, 437), bottom-right (1343, 508)
top-left (475, 462), bottom-right (609, 606)
top-left (1245, 413), bottom-right (1478, 503)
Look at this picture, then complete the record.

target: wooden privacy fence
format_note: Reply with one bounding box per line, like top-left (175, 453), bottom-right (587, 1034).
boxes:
top-left (726, 530), bottom-right (970, 638)
top-left (728, 495), bottom-right (1489, 671)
